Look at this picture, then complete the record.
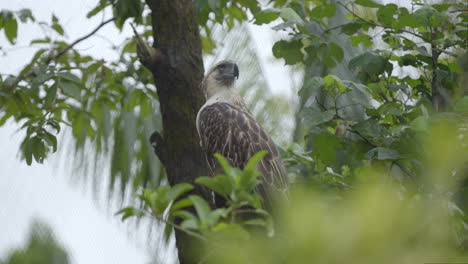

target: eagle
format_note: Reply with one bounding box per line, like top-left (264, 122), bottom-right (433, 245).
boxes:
top-left (196, 60), bottom-right (288, 208)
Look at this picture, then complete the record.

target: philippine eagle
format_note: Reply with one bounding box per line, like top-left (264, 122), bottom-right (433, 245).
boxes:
top-left (196, 60), bottom-right (288, 207)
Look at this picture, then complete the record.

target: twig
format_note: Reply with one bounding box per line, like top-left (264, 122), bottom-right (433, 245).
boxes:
top-left (346, 128), bottom-right (377, 147)
top-left (315, 96), bottom-right (327, 110)
top-left (9, 17), bottom-right (115, 89)
top-left (329, 2), bottom-right (429, 42)
top-left (449, 9), bottom-right (468, 13)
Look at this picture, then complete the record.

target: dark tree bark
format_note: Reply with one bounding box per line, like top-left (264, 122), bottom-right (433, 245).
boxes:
top-left (140, 1), bottom-right (210, 263)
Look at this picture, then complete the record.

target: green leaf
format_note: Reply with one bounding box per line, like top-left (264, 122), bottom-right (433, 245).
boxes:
top-left (166, 183), bottom-right (194, 201)
top-left (180, 218), bottom-right (199, 230)
top-left (298, 77), bottom-right (323, 109)
top-left (323, 74), bottom-right (350, 96)
top-left (44, 82), bottom-right (58, 107)
top-left (310, 4), bottom-right (336, 19)
top-left (113, 0), bottom-right (143, 29)
top-left (60, 80), bottom-right (81, 100)
top-left (280, 7), bottom-right (303, 22)
top-left (365, 147), bottom-right (400, 160)
top-left (410, 116), bottom-right (429, 132)
top-left (376, 4), bottom-right (397, 26)
top-left (30, 38), bottom-right (51, 44)
top-left (42, 131), bottom-right (58, 152)
top-left (349, 51), bottom-right (392, 81)
top-left (254, 8), bottom-right (280, 25)
top-left (456, 30), bottom-right (468, 40)
top-left (272, 39), bottom-right (303, 65)
top-left (210, 223), bottom-right (250, 241)
top-left (189, 195), bottom-right (211, 223)
top-left (21, 137), bottom-right (33, 165)
top-left (87, 0), bottom-right (109, 18)
top-left (341, 23), bottom-right (361, 35)
top-left (394, 14), bottom-right (419, 29)
top-left (206, 208), bottom-right (228, 227)
top-left (454, 96), bottom-right (468, 112)
top-left (312, 133), bottom-right (340, 165)
top-left (30, 137), bottom-right (45, 163)
top-left (57, 72), bottom-right (81, 83)
top-left (4, 17), bottom-right (18, 44)
top-left (349, 34), bottom-right (373, 47)
top-left (196, 176), bottom-right (233, 198)
top-left (355, 0), bottom-right (382, 8)
top-left (353, 119), bottom-right (386, 138)
top-left (47, 120), bottom-right (61, 133)
top-left (243, 218), bottom-right (266, 227)
top-left (214, 153), bottom-right (232, 176)
top-left (170, 198), bottom-right (193, 212)
top-left (173, 210), bottom-right (197, 221)
top-left (52, 14), bottom-right (58, 23)
top-left (329, 42), bottom-right (344, 64)
top-left (52, 23), bottom-right (64, 35)
top-left (17, 9), bottom-right (35, 23)
top-left (301, 108), bottom-right (335, 126)
top-left (244, 150), bottom-right (267, 173)
top-left (115, 207), bottom-right (145, 221)
top-left (271, 21), bottom-right (296, 31)
top-left (378, 102), bottom-right (403, 116)
top-left (413, 7), bottom-right (447, 27)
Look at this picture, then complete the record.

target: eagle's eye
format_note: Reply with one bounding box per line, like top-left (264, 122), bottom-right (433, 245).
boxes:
top-left (217, 64), bottom-right (226, 71)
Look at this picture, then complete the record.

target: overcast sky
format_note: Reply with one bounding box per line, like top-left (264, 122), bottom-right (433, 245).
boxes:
top-left (0, 1), bottom-right (293, 263)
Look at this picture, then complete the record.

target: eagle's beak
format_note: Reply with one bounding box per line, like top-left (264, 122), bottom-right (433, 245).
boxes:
top-left (221, 62), bottom-right (239, 80)
top-left (233, 64), bottom-right (239, 80)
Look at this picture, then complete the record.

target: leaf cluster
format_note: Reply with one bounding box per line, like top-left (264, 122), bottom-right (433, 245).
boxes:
top-left (116, 151), bottom-right (274, 242)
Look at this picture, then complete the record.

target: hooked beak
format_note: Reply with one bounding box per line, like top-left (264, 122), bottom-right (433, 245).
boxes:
top-left (233, 64), bottom-right (239, 79)
top-left (220, 63), bottom-right (239, 80)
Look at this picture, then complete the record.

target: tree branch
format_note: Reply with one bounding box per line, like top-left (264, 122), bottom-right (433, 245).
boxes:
top-left (331, 2), bottom-right (429, 42)
top-left (9, 17), bottom-right (115, 89)
top-left (130, 23), bottom-right (163, 70)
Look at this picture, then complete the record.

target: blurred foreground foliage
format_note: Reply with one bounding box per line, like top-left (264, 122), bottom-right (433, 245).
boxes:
top-left (119, 120), bottom-right (468, 263)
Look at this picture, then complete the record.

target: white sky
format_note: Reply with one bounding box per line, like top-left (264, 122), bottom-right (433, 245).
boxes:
top-left (0, 1), bottom-right (293, 264)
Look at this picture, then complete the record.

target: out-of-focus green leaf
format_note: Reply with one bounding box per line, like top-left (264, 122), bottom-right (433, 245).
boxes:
top-left (310, 4), bottom-right (336, 19)
top-left (355, 0), bottom-right (382, 8)
top-left (60, 80), bottom-right (81, 100)
top-left (189, 195), bottom-right (211, 223)
top-left (301, 107), bottom-right (335, 126)
top-left (4, 17), bottom-right (18, 44)
top-left (17, 9), bottom-right (35, 23)
top-left (365, 147), bottom-right (400, 160)
top-left (166, 183), bottom-right (194, 201)
top-left (196, 176), bottom-right (233, 198)
top-left (280, 7), bottom-right (303, 22)
top-left (253, 9), bottom-right (280, 25)
top-left (454, 96), bottom-right (468, 112)
top-left (272, 39), bottom-right (303, 65)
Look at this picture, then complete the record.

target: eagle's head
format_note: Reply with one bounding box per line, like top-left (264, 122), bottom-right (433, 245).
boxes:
top-left (202, 60), bottom-right (239, 99)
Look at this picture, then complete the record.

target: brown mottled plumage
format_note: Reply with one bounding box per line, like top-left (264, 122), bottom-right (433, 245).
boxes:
top-left (196, 60), bottom-right (288, 207)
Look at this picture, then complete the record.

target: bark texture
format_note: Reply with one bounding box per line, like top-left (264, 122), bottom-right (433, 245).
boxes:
top-left (142, 1), bottom-right (209, 263)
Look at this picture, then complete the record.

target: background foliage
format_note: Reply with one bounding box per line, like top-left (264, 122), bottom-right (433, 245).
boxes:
top-left (0, 219), bottom-right (70, 264)
top-left (1, 0), bottom-right (467, 263)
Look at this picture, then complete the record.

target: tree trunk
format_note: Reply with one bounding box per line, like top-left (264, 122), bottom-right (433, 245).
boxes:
top-left (142, 1), bottom-right (209, 263)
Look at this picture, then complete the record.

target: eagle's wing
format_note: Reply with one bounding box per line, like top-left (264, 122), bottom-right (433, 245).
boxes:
top-left (197, 102), bottom-right (288, 206)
